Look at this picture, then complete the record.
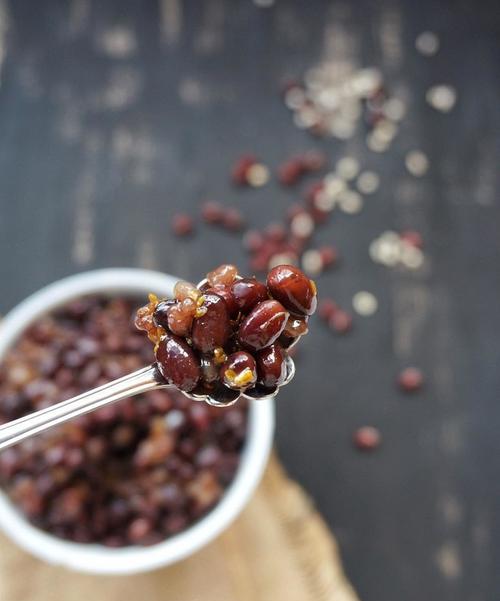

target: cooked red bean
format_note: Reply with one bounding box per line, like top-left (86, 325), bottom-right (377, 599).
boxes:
top-left (238, 300), bottom-right (289, 351)
top-left (191, 293), bottom-right (231, 353)
top-left (256, 344), bottom-right (287, 387)
top-left (267, 264), bottom-right (317, 316)
top-left (205, 285), bottom-right (239, 317)
top-left (231, 278), bottom-right (268, 314)
top-left (220, 352), bottom-right (257, 390)
top-left (156, 333), bottom-right (201, 392)
top-left (200, 355), bottom-right (219, 385)
top-left (139, 265), bottom-right (313, 401)
top-left (284, 316), bottom-right (309, 338)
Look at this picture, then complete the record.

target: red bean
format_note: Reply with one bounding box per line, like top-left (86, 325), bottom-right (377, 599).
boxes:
top-left (265, 223), bottom-right (287, 243)
top-left (201, 201), bottom-right (224, 224)
top-left (277, 158), bottom-right (305, 186)
top-left (171, 214), bottom-right (194, 237)
top-left (319, 245), bottom-right (338, 268)
top-left (200, 355), bottom-right (219, 385)
top-left (256, 344), bottom-right (287, 387)
top-left (305, 181), bottom-right (325, 205)
top-left (309, 204), bottom-right (330, 225)
top-left (231, 155), bottom-right (256, 185)
top-left (329, 310), bottom-right (352, 334)
top-left (223, 208), bottom-right (245, 231)
top-left (191, 293), bottom-right (231, 353)
top-left (283, 315), bottom-right (309, 338)
top-left (400, 230), bottom-right (423, 249)
top-left (353, 426), bottom-right (381, 451)
top-left (287, 203), bottom-right (305, 222)
top-left (398, 367), bottom-right (423, 392)
top-left (205, 285), bottom-right (239, 318)
top-left (302, 149), bottom-right (327, 171)
top-left (318, 299), bottom-right (338, 321)
top-left (220, 352), bottom-right (257, 390)
top-left (231, 278), bottom-right (268, 314)
top-left (238, 300), bottom-right (289, 351)
top-left (267, 264), bottom-right (317, 316)
top-left (153, 300), bottom-right (175, 329)
top-left (243, 230), bottom-right (264, 252)
top-left (155, 333), bottom-right (201, 392)
top-left (250, 255), bottom-right (268, 273)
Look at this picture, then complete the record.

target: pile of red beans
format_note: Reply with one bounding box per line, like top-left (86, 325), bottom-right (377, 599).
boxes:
top-left (0, 297), bottom-right (247, 546)
top-left (135, 264), bottom-right (317, 397)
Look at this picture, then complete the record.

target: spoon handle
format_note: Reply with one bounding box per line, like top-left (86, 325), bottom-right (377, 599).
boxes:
top-left (0, 365), bottom-right (161, 451)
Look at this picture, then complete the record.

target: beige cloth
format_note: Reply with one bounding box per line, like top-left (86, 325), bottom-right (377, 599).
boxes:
top-left (0, 456), bottom-right (359, 601)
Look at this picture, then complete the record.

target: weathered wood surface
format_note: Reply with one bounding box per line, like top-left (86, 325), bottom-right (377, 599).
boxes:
top-left (0, 1), bottom-right (499, 600)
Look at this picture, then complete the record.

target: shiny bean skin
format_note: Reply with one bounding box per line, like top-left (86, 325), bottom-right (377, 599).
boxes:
top-left (283, 315), bottom-right (309, 338)
top-left (156, 334), bottom-right (201, 392)
top-left (238, 300), bottom-right (289, 351)
top-left (191, 293), bottom-right (231, 353)
top-left (231, 278), bottom-right (268, 314)
top-left (153, 300), bottom-right (175, 330)
top-left (220, 352), bottom-right (257, 390)
top-left (205, 285), bottom-right (239, 318)
top-left (256, 344), bottom-right (287, 388)
top-left (267, 264), bottom-right (317, 316)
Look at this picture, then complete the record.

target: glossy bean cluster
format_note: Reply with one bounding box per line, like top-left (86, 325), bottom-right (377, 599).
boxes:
top-left (0, 296), bottom-right (248, 546)
top-left (135, 264), bottom-right (317, 396)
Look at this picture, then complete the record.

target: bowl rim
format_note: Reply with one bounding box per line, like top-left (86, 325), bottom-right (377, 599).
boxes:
top-left (0, 268), bottom-right (275, 574)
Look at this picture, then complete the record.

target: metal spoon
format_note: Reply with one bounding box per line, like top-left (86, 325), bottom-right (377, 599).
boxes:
top-left (0, 278), bottom-right (299, 451)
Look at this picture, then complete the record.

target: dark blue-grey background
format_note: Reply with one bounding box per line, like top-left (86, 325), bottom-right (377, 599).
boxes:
top-left (1, 1), bottom-right (499, 600)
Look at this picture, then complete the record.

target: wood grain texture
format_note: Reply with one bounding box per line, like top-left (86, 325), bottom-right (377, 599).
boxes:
top-left (0, 1), bottom-right (499, 600)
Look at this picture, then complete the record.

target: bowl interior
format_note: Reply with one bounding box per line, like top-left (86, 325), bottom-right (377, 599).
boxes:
top-left (0, 269), bottom-right (274, 574)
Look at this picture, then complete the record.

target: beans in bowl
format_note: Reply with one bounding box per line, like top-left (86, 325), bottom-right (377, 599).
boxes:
top-left (0, 296), bottom-right (247, 546)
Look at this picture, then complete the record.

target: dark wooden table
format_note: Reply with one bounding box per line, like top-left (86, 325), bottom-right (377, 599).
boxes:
top-left (1, 1), bottom-right (499, 599)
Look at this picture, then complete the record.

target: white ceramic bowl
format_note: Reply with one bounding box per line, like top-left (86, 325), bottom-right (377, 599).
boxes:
top-left (0, 269), bottom-right (274, 574)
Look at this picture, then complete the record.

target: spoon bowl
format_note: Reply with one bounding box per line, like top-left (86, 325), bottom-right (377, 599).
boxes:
top-left (185, 276), bottom-right (298, 407)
